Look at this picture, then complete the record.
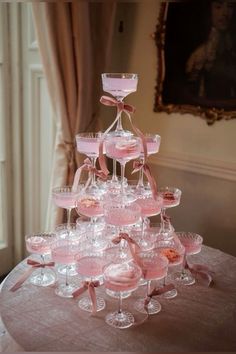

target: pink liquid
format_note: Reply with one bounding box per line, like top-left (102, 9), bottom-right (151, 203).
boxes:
top-left (136, 197), bottom-right (162, 217)
top-left (105, 138), bottom-right (141, 163)
top-left (53, 193), bottom-right (77, 209)
top-left (76, 137), bottom-right (103, 157)
top-left (179, 239), bottom-right (202, 255)
top-left (76, 256), bottom-right (107, 278)
top-left (141, 138), bottom-right (161, 155)
top-left (51, 242), bottom-right (80, 265)
top-left (161, 191), bottom-right (180, 208)
top-left (102, 77), bottom-right (137, 98)
top-left (140, 259), bottom-right (168, 280)
top-left (26, 236), bottom-right (51, 255)
top-left (104, 265), bottom-right (141, 292)
top-left (104, 208), bottom-right (140, 226)
top-left (76, 197), bottom-right (103, 218)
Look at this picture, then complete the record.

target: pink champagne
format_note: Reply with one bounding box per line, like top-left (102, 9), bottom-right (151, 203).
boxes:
top-left (140, 258), bottom-right (168, 280)
top-left (53, 193), bottom-right (77, 209)
top-left (178, 238), bottom-right (202, 255)
top-left (76, 197), bottom-right (103, 218)
top-left (51, 241), bottom-right (80, 265)
top-left (102, 77), bottom-right (138, 98)
top-left (76, 256), bottom-right (107, 278)
top-left (105, 137), bottom-right (141, 163)
top-left (161, 191), bottom-right (180, 208)
top-left (76, 137), bottom-right (104, 157)
top-left (104, 263), bottom-right (141, 292)
top-left (104, 207), bottom-right (140, 226)
top-left (26, 236), bottom-right (51, 255)
top-left (136, 197), bottom-right (162, 217)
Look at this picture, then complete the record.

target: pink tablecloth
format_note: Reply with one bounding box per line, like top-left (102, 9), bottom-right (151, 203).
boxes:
top-left (0, 245), bottom-right (236, 352)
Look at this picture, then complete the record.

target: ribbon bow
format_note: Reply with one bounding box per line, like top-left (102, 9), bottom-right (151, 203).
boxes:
top-left (132, 160), bottom-right (158, 200)
top-left (10, 259), bottom-right (55, 292)
top-left (72, 280), bottom-right (100, 314)
top-left (185, 262), bottom-right (214, 287)
top-left (100, 95), bottom-right (136, 115)
top-left (112, 233), bottom-right (143, 272)
top-left (99, 95), bottom-right (147, 175)
top-left (71, 158), bottom-right (107, 193)
top-left (144, 284), bottom-right (175, 313)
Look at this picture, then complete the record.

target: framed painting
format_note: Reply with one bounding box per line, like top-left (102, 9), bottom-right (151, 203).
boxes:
top-left (154, 1), bottom-right (236, 125)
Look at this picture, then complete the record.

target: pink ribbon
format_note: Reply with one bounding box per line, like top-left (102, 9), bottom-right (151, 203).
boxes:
top-left (185, 262), bottom-right (214, 287)
top-left (112, 232), bottom-right (141, 263)
top-left (72, 280), bottom-right (100, 314)
top-left (144, 284), bottom-right (175, 313)
top-left (99, 95), bottom-right (148, 175)
top-left (72, 158), bottom-right (107, 193)
top-left (10, 259), bottom-right (55, 292)
top-left (132, 160), bottom-right (158, 200)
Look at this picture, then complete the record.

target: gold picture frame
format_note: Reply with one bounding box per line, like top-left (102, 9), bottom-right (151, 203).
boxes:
top-left (154, 2), bottom-right (236, 125)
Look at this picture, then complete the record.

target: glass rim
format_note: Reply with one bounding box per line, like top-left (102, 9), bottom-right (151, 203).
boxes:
top-left (101, 73), bottom-right (138, 78)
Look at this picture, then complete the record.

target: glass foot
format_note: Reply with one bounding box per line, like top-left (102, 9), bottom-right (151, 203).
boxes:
top-left (106, 288), bottom-right (131, 299)
top-left (55, 283), bottom-right (77, 298)
top-left (171, 270), bottom-right (195, 286)
top-left (161, 288), bottom-right (178, 299)
top-left (30, 270), bottom-right (56, 287)
top-left (105, 310), bottom-right (134, 329)
top-left (134, 298), bottom-right (162, 315)
top-left (78, 296), bottom-right (105, 312)
top-left (57, 264), bottom-right (78, 276)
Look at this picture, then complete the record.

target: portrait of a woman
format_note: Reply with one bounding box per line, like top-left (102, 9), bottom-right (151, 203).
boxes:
top-left (161, 0), bottom-right (236, 109)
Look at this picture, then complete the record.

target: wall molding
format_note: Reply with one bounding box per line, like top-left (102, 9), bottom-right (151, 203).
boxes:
top-left (150, 151), bottom-right (236, 182)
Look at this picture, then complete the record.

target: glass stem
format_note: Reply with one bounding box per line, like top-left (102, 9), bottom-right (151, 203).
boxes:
top-left (91, 157), bottom-right (97, 186)
top-left (40, 254), bottom-right (45, 277)
top-left (112, 159), bottom-right (118, 182)
top-left (146, 280), bottom-right (151, 297)
top-left (115, 110), bottom-right (123, 131)
top-left (160, 207), bottom-right (166, 231)
top-left (120, 163), bottom-right (126, 196)
top-left (182, 252), bottom-right (187, 274)
top-left (137, 157), bottom-right (144, 188)
top-left (65, 265), bottom-right (69, 287)
top-left (118, 292), bottom-right (123, 314)
top-left (67, 208), bottom-right (72, 230)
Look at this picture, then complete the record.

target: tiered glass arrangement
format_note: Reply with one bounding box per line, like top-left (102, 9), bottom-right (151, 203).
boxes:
top-left (17, 72), bottom-right (208, 329)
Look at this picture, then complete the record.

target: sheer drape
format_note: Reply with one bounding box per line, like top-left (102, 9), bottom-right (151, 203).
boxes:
top-left (32, 2), bottom-right (116, 229)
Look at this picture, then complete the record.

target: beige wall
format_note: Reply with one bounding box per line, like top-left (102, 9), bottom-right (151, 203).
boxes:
top-left (99, 1), bottom-right (236, 256)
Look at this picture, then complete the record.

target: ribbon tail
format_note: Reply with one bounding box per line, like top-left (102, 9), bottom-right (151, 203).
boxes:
top-left (72, 286), bottom-right (87, 298)
top-left (71, 165), bottom-right (83, 192)
top-left (10, 267), bottom-right (35, 292)
top-left (143, 165), bottom-right (158, 200)
top-left (88, 286), bottom-right (97, 314)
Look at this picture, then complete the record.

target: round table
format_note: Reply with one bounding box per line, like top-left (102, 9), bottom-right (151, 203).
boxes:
top-left (0, 245), bottom-right (236, 352)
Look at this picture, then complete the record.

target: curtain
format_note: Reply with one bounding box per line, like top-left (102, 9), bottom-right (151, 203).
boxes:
top-left (32, 2), bottom-right (116, 229)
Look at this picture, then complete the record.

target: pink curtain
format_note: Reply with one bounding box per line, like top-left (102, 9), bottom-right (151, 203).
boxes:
top-left (32, 2), bottom-right (116, 228)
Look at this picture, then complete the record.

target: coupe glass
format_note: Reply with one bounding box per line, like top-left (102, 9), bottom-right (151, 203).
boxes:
top-left (54, 223), bottom-right (85, 276)
top-left (159, 187), bottom-right (182, 237)
top-left (105, 135), bottom-right (142, 203)
top-left (51, 238), bottom-right (81, 298)
top-left (25, 232), bottom-right (56, 286)
top-left (134, 250), bottom-right (169, 314)
top-left (52, 186), bottom-right (81, 230)
top-left (171, 232), bottom-right (203, 286)
top-left (154, 234), bottom-right (185, 298)
top-left (75, 253), bottom-right (107, 312)
top-left (102, 73), bottom-right (138, 182)
top-left (101, 73), bottom-right (138, 132)
top-left (75, 132), bottom-right (105, 188)
top-left (136, 134), bottom-right (161, 190)
top-left (103, 261), bottom-right (142, 329)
